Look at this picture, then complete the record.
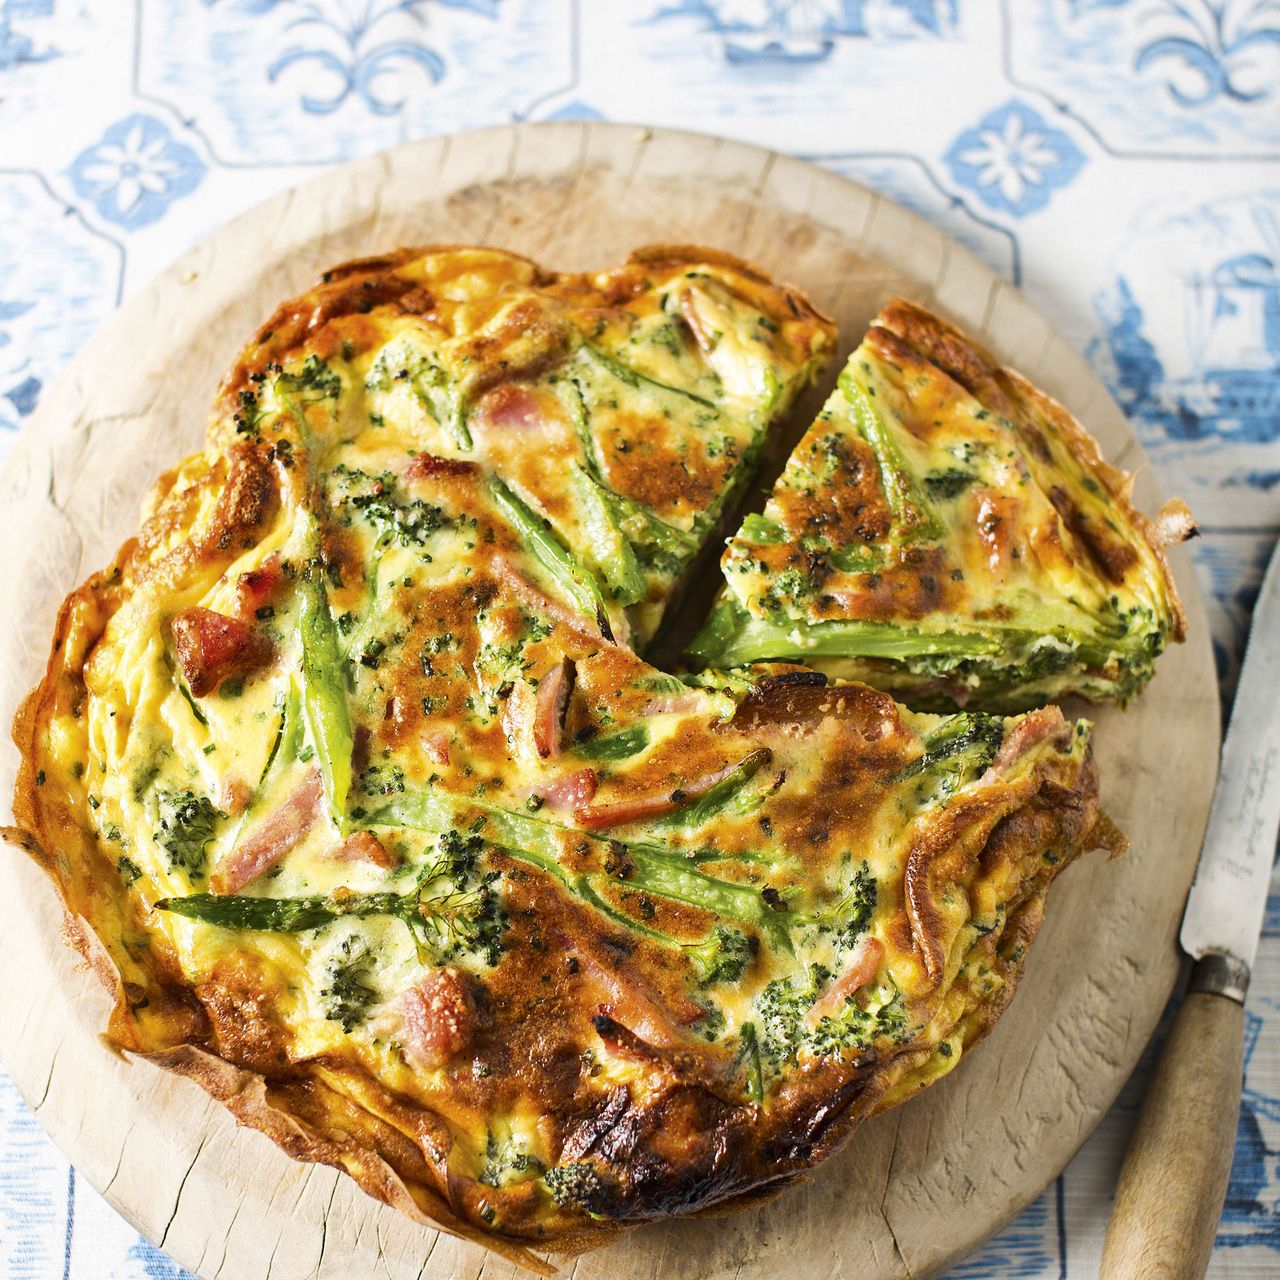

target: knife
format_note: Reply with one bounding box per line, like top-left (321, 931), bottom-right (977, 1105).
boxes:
top-left (1099, 537), bottom-right (1280, 1280)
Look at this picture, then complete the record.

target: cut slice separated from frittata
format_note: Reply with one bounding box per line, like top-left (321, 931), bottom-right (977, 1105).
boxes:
top-left (688, 298), bottom-right (1195, 710)
top-left (12, 250), bottom-right (1119, 1260)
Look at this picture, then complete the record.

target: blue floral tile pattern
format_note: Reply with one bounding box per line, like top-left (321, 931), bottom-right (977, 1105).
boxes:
top-left (0, 0), bottom-right (58, 70)
top-left (1133, 0), bottom-right (1280, 108)
top-left (944, 100), bottom-right (1085, 218)
top-left (258, 0), bottom-right (458, 118)
top-left (0, 175), bottom-right (119, 438)
top-left (140, 0), bottom-right (567, 165)
top-left (1, 3), bottom-right (1279, 1278)
top-left (68, 115), bottom-right (206, 231)
top-left (1008, 0), bottom-right (1280, 153)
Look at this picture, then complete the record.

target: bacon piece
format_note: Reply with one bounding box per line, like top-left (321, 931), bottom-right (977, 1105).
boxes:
top-left (805, 937), bottom-right (885, 1029)
top-left (235, 553), bottom-right (284, 617)
top-left (218, 779), bottom-right (252, 818)
top-left (330, 830), bottom-right (396, 870)
top-left (982, 706), bottom-right (1069, 781)
top-left (472, 383), bottom-right (546, 432)
top-left (400, 968), bottom-right (474, 1068)
top-left (730, 672), bottom-right (902, 741)
top-left (537, 767), bottom-right (598, 814)
top-left (210, 770), bottom-right (324, 895)
top-left (572, 754), bottom-right (763, 831)
top-left (423, 731), bottom-right (451, 767)
top-left (403, 452), bottom-right (477, 482)
top-left (533, 657), bottom-right (576, 759)
top-left (171, 606), bottom-right (273, 697)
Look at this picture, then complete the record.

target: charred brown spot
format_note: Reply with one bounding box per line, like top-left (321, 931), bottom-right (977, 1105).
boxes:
top-left (403, 452), bottom-right (478, 481)
top-left (1048, 485), bottom-right (1139, 584)
top-left (203, 446), bottom-right (278, 554)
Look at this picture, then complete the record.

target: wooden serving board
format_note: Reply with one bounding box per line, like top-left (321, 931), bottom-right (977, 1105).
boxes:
top-left (0, 123), bottom-right (1218, 1280)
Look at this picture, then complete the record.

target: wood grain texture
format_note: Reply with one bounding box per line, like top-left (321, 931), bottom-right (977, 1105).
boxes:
top-left (0, 123), bottom-right (1219, 1280)
top-left (1098, 993), bottom-right (1245, 1280)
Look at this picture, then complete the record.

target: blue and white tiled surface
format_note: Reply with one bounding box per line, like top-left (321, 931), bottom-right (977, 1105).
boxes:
top-left (0, 2), bottom-right (1277, 1276)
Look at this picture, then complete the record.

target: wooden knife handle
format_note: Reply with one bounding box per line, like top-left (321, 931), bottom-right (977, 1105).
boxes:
top-left (1099, 957), bottom-right (1247, 1280)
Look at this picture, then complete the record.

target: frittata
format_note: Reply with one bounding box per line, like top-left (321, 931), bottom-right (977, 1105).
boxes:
top-left (10, 251), bottom-right (1128, 1269)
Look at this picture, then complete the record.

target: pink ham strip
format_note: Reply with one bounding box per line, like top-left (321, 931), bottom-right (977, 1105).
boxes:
top-left (400, 968), bottom-right (474, 1068)
top-left (805, 937), bottom-right (885, 1029)
top-left (329, 829), bottom-right (396, 870)
top-left (490, 555), bottom-right (621, 650)
top-left (573, 752), bottom-right (767, 832)
top-left (635, 692), bottom-right (704, 719)
top-left (677, 288), bottom-right (715, 355)
top-left (473, 383), bottom-right (546, 432)
top-left (210, 769), bottom-right (324, 895)
top-left (533, 657), bottom-right (575, 759)
top-left (980, 706), bottom-right (1069, 782)
top-left (537, 767), bottom-right (598, 814)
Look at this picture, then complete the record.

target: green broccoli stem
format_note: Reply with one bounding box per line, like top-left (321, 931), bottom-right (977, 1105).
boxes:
top-left (571, 465), bottom-right (646, 607)
top-left (366, 787), bottom-right (794, 953)
top-left (488, 474), bottom-right (620, 642)
top-left (683, 924), bottom-right (753, 985)
top-left (573, 724), bottom-right (650, 761)
top-left (298, 517), bottom-right (355, 832)
top-left (737, 1022), bottom-right (765, 1104)
top-left (418, 369), bottom-right (471, 451)
top-left (838, 370), bottom-right (941, 542)
top-left (156, 886), bottom-right (423, 933)
top-left (227, 680), bottom-right (303, 847)
top-left (580, 468), bottom-right (696, 562)
top-left (653, 748), bottom-right (772, 830)
top-left (891, 712), bottom-right (1005, 783)
top-left (157, 865), bottom-right (499, 964)
top-left (580, 343), bottom-right (719, 410)
top-left (686, 597), bottom-right (1001, 669)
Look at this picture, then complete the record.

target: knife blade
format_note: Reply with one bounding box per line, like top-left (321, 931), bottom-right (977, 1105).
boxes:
top-left (1180, 534), bottom-right (1280, 982)
top-left (1100, 534), bottom-right (1280, 1280)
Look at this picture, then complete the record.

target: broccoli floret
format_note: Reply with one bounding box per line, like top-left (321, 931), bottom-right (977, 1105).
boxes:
top-left (321, 938), bottom-right (376, 1033)
top-left (543, 1161), bottom-right (609, 1211)
top-left (691, 1001), bottom-right (727, 1043)
top-left (276, 354), bottom-right (341, 399)
top-left (809, 981), bottom-right (912, 1058)
top-left (800, 856), bottom-right (877, 953)
top-left (154, 789), bottom-right (224, 879)
top-left (748, 964), bottom-right (914, 1095)
top-left (923, 468), bottom-right (976, 501)
top-left (479, 1134), bottom-right (545, 1188)
top-left (415, 882), bottom-right (506, 967)
top-left (410, 830), bottom-right (507, 966)
top-left (892, 712), bottom-right (1004, 803)
top-left (683, 924), bottom-right (754, 986)
top-left (158, 830), bottom-right (508, 965)
top-left (330, 465), bottom-right (450, 548)
top-left (756, 964), bottom-right (830, 1072)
